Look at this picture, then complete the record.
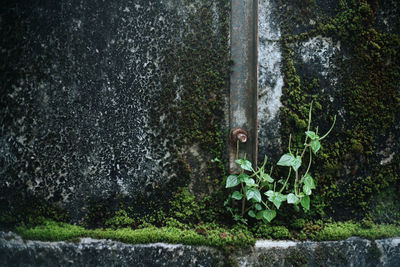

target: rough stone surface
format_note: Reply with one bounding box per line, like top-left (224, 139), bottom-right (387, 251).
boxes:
top-left (257, 0), bottom-right (400, 222)
top-left (0, 0), bottom-right (229, 221)
top-left (257, 0), bottom-right (284, 162)
top-left (236, 237), bottom-right (400, 267)
top-left (0, 231), bottom-right (224, 267)
top-left (1, 232), bottom-right (400, 266)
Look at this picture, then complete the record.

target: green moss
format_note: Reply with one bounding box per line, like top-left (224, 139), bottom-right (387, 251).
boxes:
top-left (149, 0), bottom-right (230, 190)
top-left (251, 223), bottom-right (292, 240)
top-left (280, 0), bottom-right (400, 221)
top-left (350, 139), bottom-right (364, 153)
top-left (0, 198), bottom-right (69, 230)
top-left (313, 221), bottom-right (400, 241)
top-left (291, 219), bottom-right (307, 229)
top-left (105, 210), bottom-right (136, 229)
top-left (15, 219), bottom-right (255, 253)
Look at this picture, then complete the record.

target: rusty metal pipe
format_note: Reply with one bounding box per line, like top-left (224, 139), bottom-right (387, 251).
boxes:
top-left (229, 0), bottom-right (258, 173)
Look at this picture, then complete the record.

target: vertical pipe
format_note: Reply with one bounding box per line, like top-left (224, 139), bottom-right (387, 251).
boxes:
top-left (229, 0), bottom-right (258, 173)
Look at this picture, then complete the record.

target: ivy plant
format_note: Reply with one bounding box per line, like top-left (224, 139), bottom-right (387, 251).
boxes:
top-left (224, 103), bottom-right (336, 224)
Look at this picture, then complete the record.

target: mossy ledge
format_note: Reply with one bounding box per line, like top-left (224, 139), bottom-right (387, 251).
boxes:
top-left (14, 219), bottom-right (400, 246)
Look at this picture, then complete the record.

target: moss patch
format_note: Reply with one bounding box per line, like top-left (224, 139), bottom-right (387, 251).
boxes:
top-left (15, 220), bottom-right (255, 253)
top-left (279, 0), bottom-right (400, 222)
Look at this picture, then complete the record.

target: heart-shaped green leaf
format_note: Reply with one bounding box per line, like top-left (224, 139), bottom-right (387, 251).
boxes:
top-left (300, 196), bottom-right (310, 211)
top-left (287, 193), bottom-right (299, 204)
top-left (311, 140), bottom-right (321, 154)
top-left (303, 184), bottom-right (312, 195)
top-left (261, 173), bottom-right (274, 183)
top-left (232, 191), bottom-right (242, 200)
top-left (235, 159), bottom-right (253, 171)
top-left (244, 177), bottom-right (256, 187)
top-left (277, 154), bottom-right (295, 167)
top-left (246, 188), bottom-right (262, 202)
top-left (304, 174), bottom-right (316, 189)
top-left (248, 210), bottom-right (256, 218)
top-left (293, 156), bottom-right (302, 171)
top-left (305, 131), bottom-right (319, 140)
top-left (263, 209), bottom-right (277, 222)
top-left (226, 175), bottom-right (239, 188)
top-left (277, 154), bottom-right (301, 171)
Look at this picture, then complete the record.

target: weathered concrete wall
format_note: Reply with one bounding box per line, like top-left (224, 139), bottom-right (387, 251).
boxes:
top-left (257, 0), bottom-right (400, 221)
top-left (0, 231), bottom-right (224, 267)
top-left (236, 237), bottom-right (400, 267)
top-left (1, 232), bottom-right (400, 267)
top-left (0, 0), bottom-right (230, 222)
top-left (1, 0), bottom-right (399, 225)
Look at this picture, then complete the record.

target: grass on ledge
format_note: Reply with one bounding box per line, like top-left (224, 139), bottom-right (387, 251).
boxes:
top-left (14, 220), bottom-right (400, 250)
top-left (313, 221), bottom-right (400, 241)
top-left (15, 220), bottom-right (255, 252)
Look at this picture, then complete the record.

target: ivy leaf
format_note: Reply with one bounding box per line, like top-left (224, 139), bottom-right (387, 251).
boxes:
top-left (232, 191), bottom-right (242, 200)
top-left (238, 173), bottom-right (249, 182)
top-left (277, 154), bottom-right (295, 167)
top-left (304, 174), bottom-right (316, 189)
top-left (263, 209), bottom-right (277, 222)
top-left (225, 175), bottom-right (239, 188)
top-left (272, 193), bottom-right (287, 209)
top-left (246, 188), bottom-right (262, 202)
top-left (265, 191), bottom-right (286, 209)
top-left (244, 177), bottom-right (256, 187)
top-left (248, 210), bottom-right (256, 218)
top-left (311, 140), bottom-right (321, 154)
top-left (303, 184), bottom-right (312, 195)
top-left (235, 159), bottom-right (253, 171)
top-left (277, 154), bottom-right (301, 171)
top-left (226, 175), bottom-right (239, 188)
top-left (287, 193), bottom-right (299, 204)
top-left (305, 131), bottom-right (319, 140)
top-left (293, 156), bottom-right (302, 171)
top-left (255, 203), bottom-right (262, 211)
top-left (261, 173), bottom-right (274, 183)
top-left (265, 190), bottom-right (274, 198)
top-left (300, 196), bottom-right (310, 211)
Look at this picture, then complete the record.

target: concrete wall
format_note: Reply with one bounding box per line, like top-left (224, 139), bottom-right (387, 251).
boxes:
top-left (257, 0), bottom-right (400, 221)
top-left (1, 0), bottom-right (399, 223)
top-left (0, 0), bottom-right (230, 222)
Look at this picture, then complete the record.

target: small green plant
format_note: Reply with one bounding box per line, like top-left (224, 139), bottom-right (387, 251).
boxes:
top-left (224, 103), bottom-right (336, 223)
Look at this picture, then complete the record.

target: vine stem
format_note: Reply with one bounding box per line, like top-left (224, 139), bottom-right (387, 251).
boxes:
top-left (300, 143), bottom-right (310, 159)
top-left (241, 185), bottom-right (246, 216)
top-left (279, 167), bottom-right (292, 194)
top-left (303, 148), bottom-right (313, 178)
top-left (319, 115), bottom-right (337, 140)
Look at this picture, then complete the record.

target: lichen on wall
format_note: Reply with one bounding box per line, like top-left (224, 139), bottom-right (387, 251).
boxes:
top-left (258, 0), bottom-right (400, 222)
top-left (0, 0), bottom-right (230, 223)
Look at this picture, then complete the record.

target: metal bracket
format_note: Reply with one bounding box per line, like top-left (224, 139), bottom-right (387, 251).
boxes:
top-left (229, 0), bottom-right (258, 173)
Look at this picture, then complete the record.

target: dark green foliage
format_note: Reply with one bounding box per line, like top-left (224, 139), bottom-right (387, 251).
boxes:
top-left (149, 0), bottom-right (230, 191)
top-left (0, 197), bottom-right (69, 230)
top-left (280, 0), bottom-right (400, 221)
top-left (16, 220), bottom-right (255, 253)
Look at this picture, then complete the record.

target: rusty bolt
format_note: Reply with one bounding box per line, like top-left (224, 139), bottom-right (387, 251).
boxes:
top-left (230, 128), bottom-right (248, 143)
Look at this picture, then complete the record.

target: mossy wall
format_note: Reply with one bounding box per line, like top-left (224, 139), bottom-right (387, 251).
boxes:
top-left (258, 0), bottom-right (400, 223)
top-left (0, 0), bottom-right (230, 224)
top-left (1, 0), bottom-right (399, 229)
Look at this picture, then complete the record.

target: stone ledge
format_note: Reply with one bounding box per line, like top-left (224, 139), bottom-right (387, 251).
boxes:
top-left (236, 237), bottom-right (400, 266)
top-left (1, 231), bottom-right (399, 266)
